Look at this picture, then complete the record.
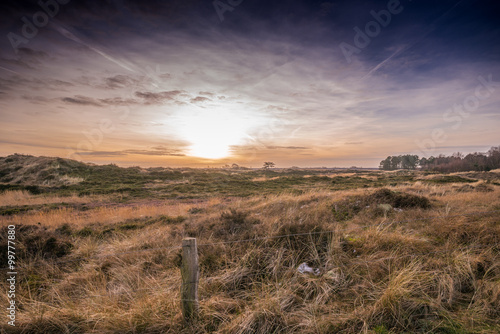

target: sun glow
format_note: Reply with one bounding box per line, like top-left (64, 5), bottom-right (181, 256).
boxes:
top-left (175, 108), bottom-right (260, 159)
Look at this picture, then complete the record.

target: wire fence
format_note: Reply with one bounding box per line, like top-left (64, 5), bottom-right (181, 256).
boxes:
top-left (2, 208), bottom-right (498, 271)
top-left (16, 243), bottom-right (498, 303)
top-left (1, 209), bottom-right (498, 307)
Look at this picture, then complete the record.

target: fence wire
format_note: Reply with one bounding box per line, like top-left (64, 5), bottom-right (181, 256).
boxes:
top-left (10, 244), bottom-right (496, 303)
top-left (2, 209), bottom-right (498, 271)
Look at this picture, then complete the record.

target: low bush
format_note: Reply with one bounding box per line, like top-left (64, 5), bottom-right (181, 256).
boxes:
top-left (332, 188), bottom-right (431, 221)
top-left (0, 225), bottom-right (72, 263)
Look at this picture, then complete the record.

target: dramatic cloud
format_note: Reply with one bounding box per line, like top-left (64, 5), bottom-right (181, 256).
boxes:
top-left (266, 146), bottom-right (309, 150)
top-left (0, 0), bottom-right (499, 167)
top-left (16, 47), bottom-right (49, 61)
top-left (134, 90), bottom-right (184, 104)
top-left (78, 147), bottom-right (185, 157)
top-left (61, 95), bottom-right (103, 107)
top-left (190, 96), bottom-right (211, 103)
top-left (103, 75), bottom-right (139, 89)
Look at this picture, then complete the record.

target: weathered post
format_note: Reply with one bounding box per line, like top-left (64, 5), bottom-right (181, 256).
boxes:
top-left (181, 238), bottom-right (199, 321)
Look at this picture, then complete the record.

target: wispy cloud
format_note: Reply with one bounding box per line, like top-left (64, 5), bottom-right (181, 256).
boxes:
top-left (266, 146), bottom-right (309, 150)
top-left (135, 90), bottom-right (184, 104)
top-left (61, 95), bottom-right (103, 107)
top-left (77, 147), bottom-right (185, 157)
top-left (0, 0), bottom-right (499, 167)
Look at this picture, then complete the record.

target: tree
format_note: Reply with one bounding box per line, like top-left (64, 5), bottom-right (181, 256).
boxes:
top-left (380, 155), bottom-right (419, 170)
top-left (391, 145), bottom-right (500, 172)
top-left (419, 157), bottom-right (428, 169)
top-left (379, 156), bottom-right (392, 170)
top-left (390, 156), bottom-right (401, 170)
top-left (487, 146), bottom-right (500, 169)
top-left (262, 161), bottom-right (275, 169)
top-left (401, 154), bottom-right (419, 169)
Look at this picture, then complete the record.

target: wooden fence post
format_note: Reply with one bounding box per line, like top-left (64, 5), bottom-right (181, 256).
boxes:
top-left (181, 237), bottom-right (199, 321)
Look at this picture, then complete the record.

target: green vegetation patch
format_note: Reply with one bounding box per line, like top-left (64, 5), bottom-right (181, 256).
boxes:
top-left (332, 188), bottom-right (431, 221)
top-left (0, 206), bottom-right (33, 216)
top-left (368, 188), bottom-right (431, 209)
top-left (424, 175), bottom-right (476, 183)
top-left (0, 225), bottom-right (72, 263)
top-left (216, 209), bottom-right (261, 237)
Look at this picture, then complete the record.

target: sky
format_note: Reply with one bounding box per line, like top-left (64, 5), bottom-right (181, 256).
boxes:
top-left (0, 0), bottom-right (499, 167)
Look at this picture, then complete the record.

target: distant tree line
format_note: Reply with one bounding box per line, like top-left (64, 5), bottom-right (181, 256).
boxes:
top-left (379, 146), bottom-right (500, 172)
top-left (379, 154), bottom-right (419, 170)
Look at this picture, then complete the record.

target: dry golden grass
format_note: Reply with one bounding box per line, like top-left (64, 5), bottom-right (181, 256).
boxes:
top-left (303, 173), bottom-right (378, 180)
top-left (0, 190), bottom-right (104, 207)
top-left (251, 176), bottom-right (281, 182)
top-left (0, 181), bottom-right (499, 333)
top-left (0, 197), bottom-right (222, 230)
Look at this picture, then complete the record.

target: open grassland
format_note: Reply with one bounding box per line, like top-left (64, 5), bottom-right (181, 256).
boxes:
top-left (0, 162), bottom-right (499, 333)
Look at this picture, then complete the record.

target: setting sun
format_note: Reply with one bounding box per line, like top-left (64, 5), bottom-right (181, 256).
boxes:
top-left (175, 107), bottom-right (259, 159)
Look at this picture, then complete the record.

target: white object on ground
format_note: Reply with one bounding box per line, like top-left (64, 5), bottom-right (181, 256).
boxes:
top-left (297, 262), bottom-right (320, 276)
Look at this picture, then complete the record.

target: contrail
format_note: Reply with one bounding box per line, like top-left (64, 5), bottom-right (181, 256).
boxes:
top-left (362, 46), bottom-right (404, 79)
top-left (0, 65), bottom-right (23, 75)
top-left (52, 23), bottom-right (136, 73)
top-left (362, 0), bottom-right (468, 79)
